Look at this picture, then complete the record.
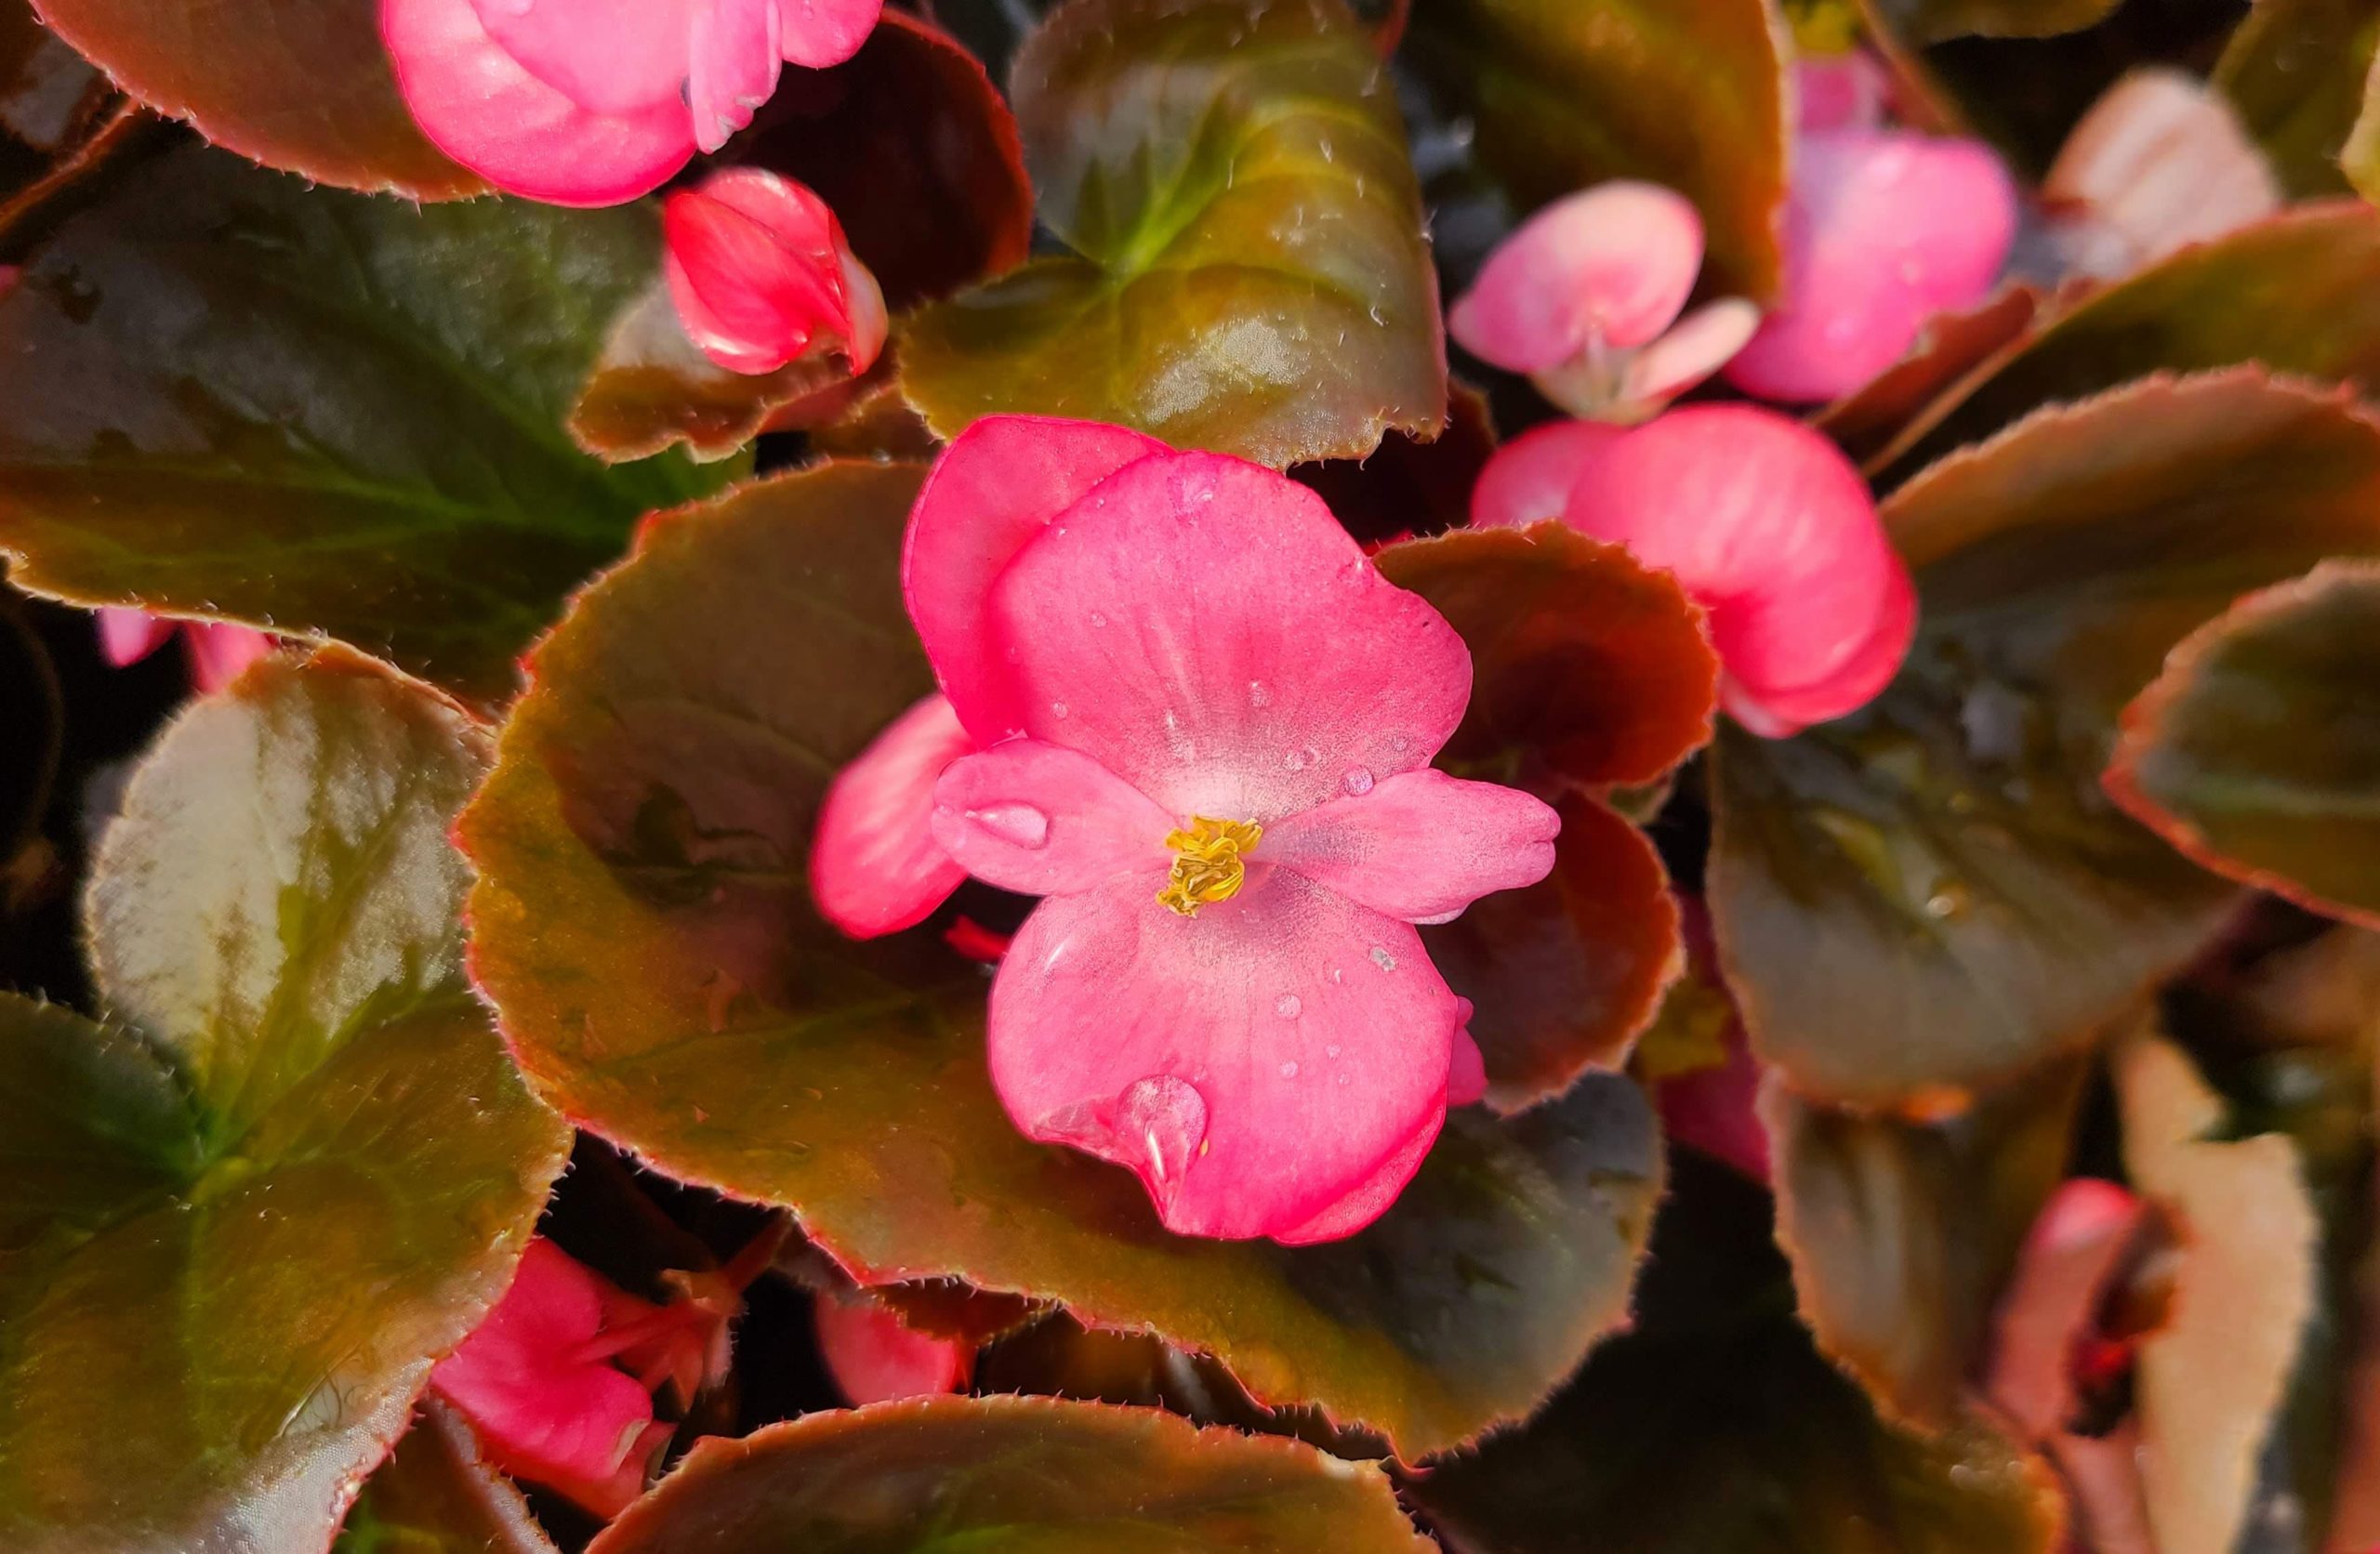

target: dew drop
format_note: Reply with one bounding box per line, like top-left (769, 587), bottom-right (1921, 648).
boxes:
top-left (1050, 700), bottom-right (1069, 719)
top-left (1328, 967), bottom-right (1343, 983)
top-left (968, 802), bottom-right (1051, 850)
top-left (1368, 944), bottom-right (1397, 972)
top-left (1326, 1044), bottom-right (1342, 1059)
top-left (1388, 733), bottom-right (1411, 754)
top-left (1274, 993), bottom-right (1302, 1019)
top-left (1088, 611), bottom-right (1107, 628)
top-left (1248, 678), bottom-right (1271, 708)
top-left (1279, 1060), bottom-right (1300, 1078)
top-left (1284, 744), bottom-right (1318, 771)
top-left (1341, 766), bottom-right (1374, 797)
top-left (1043, 1075), bottom-right (1208, 1190)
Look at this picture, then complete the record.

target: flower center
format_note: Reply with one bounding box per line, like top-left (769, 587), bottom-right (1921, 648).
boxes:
top-left (1157, 816), bottom-right (1262, 917)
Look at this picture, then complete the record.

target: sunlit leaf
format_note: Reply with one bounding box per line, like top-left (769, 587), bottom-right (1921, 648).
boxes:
top-left (2215, 0), bottom-right (2380, 199)
top-left (0, 651), bottom-right (568, 1550)
top-left (901, 0), bottom-right (1448, 467)
top-left (458, 462), bottom-right (1662, 1456)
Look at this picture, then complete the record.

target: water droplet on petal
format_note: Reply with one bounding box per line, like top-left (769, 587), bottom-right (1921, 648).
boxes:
top-left (1342, 766), bottom-right (1374, 797)
top-left (1326, 1044), bottom-right (1342, 1058)
top-left (1329, 967), bottom-right (1342, 984)
top-left (1040, 1075), bottom-right (1208, 1192)
top-left (1279, 1060), bottom-right (1300, 1078)
top-left (1248, 678), bottom-right (1270, 708)
top-left (1088, 611), bottom-right (1107, 628)
top-left (1388, 733), bottom-right (1410, 754)
top-left (1050, 701), bottom-right (1069, 719)
top-left (1284, 744), bottom-right (1318, 771)
top-left (1369, 944), bottom-right (1397, 972)
top-left (1275, 993), bottom-right (1302, 1019)
top-left (968, 802), bottom-right (1050, 850)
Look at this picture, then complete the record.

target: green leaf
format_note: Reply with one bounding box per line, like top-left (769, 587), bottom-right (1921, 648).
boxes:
top-left (900, 0), bottom-right (1448, 468)
top-left (0, 145), bottom-right (725, 709)
top-left (2107, 560), bottom-right (2380, 930)
top-left (334, 1402), bottom-right (557, 1554)
top-left (1403, 1154), bottom-right (2064, 1554)
top-left (588, 1395), bottom-right (1433, 1552)
top-left (1765, 1060), bottom-right (2086, 1429)
top-left (458, 461), bottom-right (1663, 1455)
top-left (0, 650), bottom-right (568, 1550)
top-left (1880, 203), bottom-right (2380, 481)
top-left (1710, 370), bottom-right (2380, 1104)
top-left (1864, 0), bottom-right (2118, 40)
top-left (1403, 0), bottom-right (1790, 299)
top-left (2215, 0), bottom-right (2380, 199)
top-left (32, 0), bottom-right (479, 199)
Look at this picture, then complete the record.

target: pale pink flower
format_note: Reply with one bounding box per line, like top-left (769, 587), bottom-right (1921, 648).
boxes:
top-left (813, 1292), bottom-right (972, 1405)
top-left (1471, 406), bottom-right (1913, 736)
top-left (1448, 183), bottom-right (1758, 424)
top-left (664, 169), bottom-right (887, 375)
top-left (814, 415), bottom-right (1559, 1243)
top-left (2042, 68), bottom-right (2280, 281)
top-left (1725, 58), bottom-right (2017, 402)
top-left (378, 0), bottom-right (882, 205)
top-left (96, 608), bottom-right (273, 695)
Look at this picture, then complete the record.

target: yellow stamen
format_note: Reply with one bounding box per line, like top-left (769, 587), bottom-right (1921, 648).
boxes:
top-left (1157, 815), bottom-right (1262, 917)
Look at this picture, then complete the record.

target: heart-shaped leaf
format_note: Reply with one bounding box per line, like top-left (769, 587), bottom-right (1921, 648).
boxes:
top-left (2215, 0), bottom-right (2378, 199)
top-left (1403, 1153), bottom-right (2065, 1553)
top-left (0, 145), bottom-right (724, 709)
top-left (1710, 370), bottom-right (2380, 1105)
top-left (2107, 560), bottom-right (2380, 931)
top-left (459, 461), bottom-right (1663, 1456)
top-left (1765, 1059), bottom-right (2087, 1429)
top-left (1881, 203), bottom-right (2380, 481)
top-left (334, 1401), bottom-right (558, 1554)
top-left (31, 0), bottom-right (479, 198)
top-left (733, 10), bottom-right (1033, 312)
top-left (0, 650), bottom-right (568, 1550)
top-left (900, 0), bottom-right (1448, 468)
top-left (589, 1395), bottom-right (1432, 1552)
top-left (1402, 0), bottom-right (1789, 300)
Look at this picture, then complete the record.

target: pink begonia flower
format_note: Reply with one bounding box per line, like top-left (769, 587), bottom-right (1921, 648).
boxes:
top-left (1646, 900), bottom-right (1767, 1182)
top-left (1472, 406), bottom-right (1913, 736)
top-left (96, 608), bottom-right (273, 695)
top-left (813, 1291), bottom-right (972, 1405)
top-left (430, 1239), bottom-right (681, 1517)
top-left (1448, 183), bottom-right (1759, 424)
top-left (664, 169), bottom-right (888, 376)
top-left (1724, 58), bottom-right (2017, 403)
top-left (379, 0), bottom-right (883, 206)
top-left (814, 415), bottom-right (1560, 1243)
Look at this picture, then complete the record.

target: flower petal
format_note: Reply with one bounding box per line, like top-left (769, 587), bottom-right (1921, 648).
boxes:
top-left (810, 691), bottom-right (972, 938)
top-left (2043, 68), bottom-right (2280, 280)
top-left (183, 625), bottom-right (275, 695)
top-left (990, 451), bottom-right (1472, 821)
top-left (1796, 52), bottom-right (1888, 132)
top-left (931, 740), bottom-right (1172, 897)
top-left (467, 0), bottom-right (694, 113)
top-left (1447, 1019), bottom-right (1487, 1108)
top-left (1468, 420), bottom-right (1620, 531)
top-left (664, 169), bottom-right (879, 375)
top-left (989, 869), bottom-right (1459, 1241)
top-left (814, 1291), bottom-right (972, 1404)
top-left (1270, 1103), bottom-right (1444, 1245)
top-left (1725, 129), bottom-right (2016, 402)
top-left (382, 0), bottom-right (696, 205)
top-left (688, 0), bottom-right (783, 154)
top-left (1557, 404), bottom-right (1911, 734)
top-left (95, 607), bottom-right (172, 668)
top-left (1620, 296), bottom-right (1761, 407)
top-left (903, 415), bottom-right (1169, 745)
top-left (774, 0), bottom-right (882, 68)
top-left (430, 1240), bottom-right (659, 1492)
top-left (1263, 769), bottom-right (1559, 924)
top-left (1447, 182), bottom-right (1704, 374)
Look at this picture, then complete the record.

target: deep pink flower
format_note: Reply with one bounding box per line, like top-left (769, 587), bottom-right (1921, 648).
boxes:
top-left (664, 169), bottom-right (886, 375)
top-left (1473, 406), bottom-right (1912, 735)
top-left (1724, 59), bottom-right (2016, 402)
top-left (379, 0), bottom-right (882, 205)
top-left (1448, 183), bottom-right (1758, 423)
top-left (97, 608), bottom-right (273, 695)
top-left (813, 1292), bottom-right (972, 1405)
top-left (430, 1239), bottom-right (680, 1517)
top-left (815, 415), bottom-right (1559, 1243)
